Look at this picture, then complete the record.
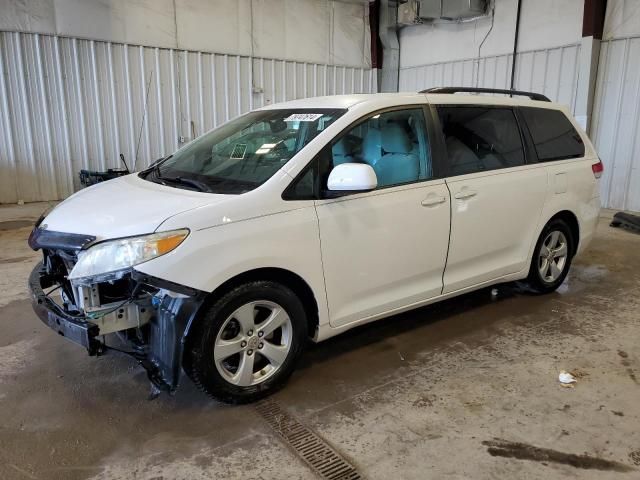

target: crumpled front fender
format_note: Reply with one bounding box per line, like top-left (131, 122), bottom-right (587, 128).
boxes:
top-left (130, 271), bottom-right (208, 393)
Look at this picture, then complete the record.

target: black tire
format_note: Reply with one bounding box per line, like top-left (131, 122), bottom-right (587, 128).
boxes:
top-left (524, 218), bottom-right (575, 294)
top-left (185, 281), bottom-right (307, 404)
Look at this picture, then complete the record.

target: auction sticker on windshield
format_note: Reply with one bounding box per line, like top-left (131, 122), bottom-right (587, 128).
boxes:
top-left (284, 113), bottom-right (324, 122)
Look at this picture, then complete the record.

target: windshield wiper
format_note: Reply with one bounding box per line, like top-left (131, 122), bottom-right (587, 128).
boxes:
top-left (142, 155), bottom-right (173, 177)
top-left (162, 176), bottom-right (212, 193)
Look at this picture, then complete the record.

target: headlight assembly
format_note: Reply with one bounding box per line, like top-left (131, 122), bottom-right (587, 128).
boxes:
top-left (68, 229), bottom-right (189, 281)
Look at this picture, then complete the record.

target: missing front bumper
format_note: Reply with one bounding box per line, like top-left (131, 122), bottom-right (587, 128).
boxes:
top-left (29, 263), bottom-right (103, 355)
top-left (28, 262), bottom-right (207, 394)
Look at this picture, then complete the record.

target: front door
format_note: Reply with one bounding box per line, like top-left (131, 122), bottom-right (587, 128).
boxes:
top-left (314, 107), bottom-right (451, 327)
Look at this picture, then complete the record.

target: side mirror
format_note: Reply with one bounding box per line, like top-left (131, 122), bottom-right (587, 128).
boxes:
top-left (327, 163), bottom-right (377, 192)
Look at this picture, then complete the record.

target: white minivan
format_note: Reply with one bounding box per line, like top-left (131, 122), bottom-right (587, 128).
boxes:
top-left (29, 87), bottom-right (602, 403)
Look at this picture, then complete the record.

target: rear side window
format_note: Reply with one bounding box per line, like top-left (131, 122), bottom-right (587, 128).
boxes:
top-left (438, 106), bottom-right (525, 176)
top-left (520, 107), bottom-right (585, 161)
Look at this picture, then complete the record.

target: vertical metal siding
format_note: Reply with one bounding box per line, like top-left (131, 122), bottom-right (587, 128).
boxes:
top-left (0, 31), bottom-right (377, 203)
top-left (399, 43), bottom-right (581, 111)
top-left (590, 36), bottom-right (640, 212)
top-left (400, 38), bottom-right (640, 211)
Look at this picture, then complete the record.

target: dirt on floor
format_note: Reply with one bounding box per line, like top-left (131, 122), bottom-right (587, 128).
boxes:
top-left (0, 203), bottom-right (639, 480)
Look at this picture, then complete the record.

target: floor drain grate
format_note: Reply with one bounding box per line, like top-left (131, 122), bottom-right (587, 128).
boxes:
top-left (255, 399), bottom-right (362, 480)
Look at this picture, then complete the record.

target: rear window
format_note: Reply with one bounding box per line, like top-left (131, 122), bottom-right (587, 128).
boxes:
top-left (521, 107), bottom-right (585, 161)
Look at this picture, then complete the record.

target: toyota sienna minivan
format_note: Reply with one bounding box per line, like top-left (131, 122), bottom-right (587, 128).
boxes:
top-left (29, 87), bottom-right (602, 403)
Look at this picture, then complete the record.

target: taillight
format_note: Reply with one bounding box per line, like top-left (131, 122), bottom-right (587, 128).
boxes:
top-left (592, 160), bottom-right (603, 179)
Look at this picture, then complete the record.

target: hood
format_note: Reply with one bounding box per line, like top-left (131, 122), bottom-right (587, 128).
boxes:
top-left (42, 174), bottom-right (230, 240)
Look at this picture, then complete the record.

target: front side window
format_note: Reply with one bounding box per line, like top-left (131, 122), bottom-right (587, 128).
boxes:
top-left (438, 106), bottom-right (525, 176)
top-left (141, 109), bottom-right (344, 194)
top-left (520, 107), bottom-right (585, 161)
top-left (326, 108), bottom-right (432, 189)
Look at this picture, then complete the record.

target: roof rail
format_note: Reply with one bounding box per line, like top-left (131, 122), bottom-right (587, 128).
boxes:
top-left (420, 87), bottom-right (551, 102)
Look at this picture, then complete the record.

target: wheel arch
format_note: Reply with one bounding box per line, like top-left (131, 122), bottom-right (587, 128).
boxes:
top-left (186, 267), bottom-right (320, 342)
top-left (525, 209), bottom-right (581, 276)
top-left (547, 210), bottom-right (580, 256)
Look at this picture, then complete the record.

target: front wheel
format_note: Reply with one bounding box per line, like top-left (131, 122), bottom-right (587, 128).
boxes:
top-left (524, 218), bottom-right (575, 294)
top-left (185, 281), bottom-right (308, 404)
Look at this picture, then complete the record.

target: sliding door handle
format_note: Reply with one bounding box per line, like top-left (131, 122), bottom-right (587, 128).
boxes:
top-left (421, 195), bottom-right (447, 207)
top-left (454, 189), bottom-right (477, 200)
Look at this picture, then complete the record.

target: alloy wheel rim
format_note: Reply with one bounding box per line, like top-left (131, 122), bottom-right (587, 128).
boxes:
top-left (214, 300), bottom-right (292, 386)
top-left (538, 230), bottom-right (568, 283)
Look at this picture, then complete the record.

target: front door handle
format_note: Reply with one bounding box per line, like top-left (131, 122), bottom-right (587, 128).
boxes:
top-left (454, 189), bottom-right (478, 200)
top-left (421, 195), bottom-right (447, 207)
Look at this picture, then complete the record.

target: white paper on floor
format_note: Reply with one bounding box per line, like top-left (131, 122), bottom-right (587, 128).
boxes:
top-left (558, 370), bottom-right (577, 385)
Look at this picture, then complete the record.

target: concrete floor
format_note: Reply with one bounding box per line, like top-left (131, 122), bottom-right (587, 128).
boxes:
top-left (1, 202), bottom-right (639, 480)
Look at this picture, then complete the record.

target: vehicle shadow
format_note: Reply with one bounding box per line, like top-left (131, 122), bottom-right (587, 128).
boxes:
top-left (296, 282), bottom-right (530, 371)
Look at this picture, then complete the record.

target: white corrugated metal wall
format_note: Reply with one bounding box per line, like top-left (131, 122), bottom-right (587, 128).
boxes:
top-left (0, 31), bottom-right (377, 203)
top-left (399, 43), bottom-right (581, 111)
top-left (590, 35), bottom-right (640, 212)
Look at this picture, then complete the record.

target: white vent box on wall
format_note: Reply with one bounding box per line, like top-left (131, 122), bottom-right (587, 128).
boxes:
top-left (419, 0), bottom-right (487, 20)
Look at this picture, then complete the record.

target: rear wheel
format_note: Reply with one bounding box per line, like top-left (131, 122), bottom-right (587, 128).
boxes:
top-left (524, 218), bottom-right (574, 294)
top-left (185, 281), bottom-right (307, 404)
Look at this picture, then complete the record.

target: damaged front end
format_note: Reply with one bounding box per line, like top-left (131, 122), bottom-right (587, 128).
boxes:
top-left (28, 225), bottom-right (206, 394)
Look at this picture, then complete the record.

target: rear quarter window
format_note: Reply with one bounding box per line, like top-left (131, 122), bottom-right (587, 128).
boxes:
top-left (521, 107), bottom-right (585, 161)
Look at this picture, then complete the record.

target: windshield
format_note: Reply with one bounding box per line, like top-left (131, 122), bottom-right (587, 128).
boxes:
top-left (141, 108), bottom-right (345, 194)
